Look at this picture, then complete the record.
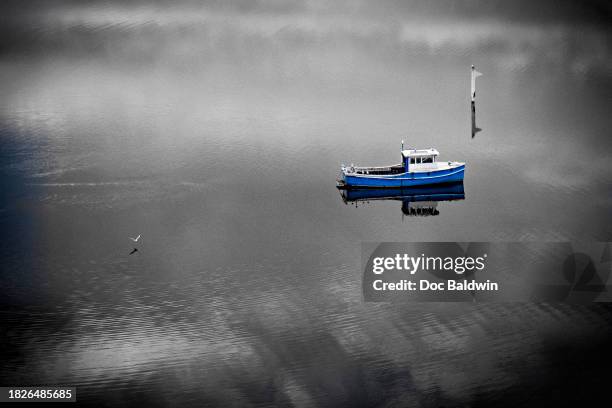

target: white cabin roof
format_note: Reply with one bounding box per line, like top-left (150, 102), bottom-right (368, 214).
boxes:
top-left (401, 148), bottom-right (439, 158)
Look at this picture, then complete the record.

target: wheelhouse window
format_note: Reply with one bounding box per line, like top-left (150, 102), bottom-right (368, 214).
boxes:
top-left (409, 156), bottom-right (435, 164)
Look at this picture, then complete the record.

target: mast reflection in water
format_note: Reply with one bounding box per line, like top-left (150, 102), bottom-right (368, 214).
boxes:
top-left (339, 182), bottom-right (465, 216)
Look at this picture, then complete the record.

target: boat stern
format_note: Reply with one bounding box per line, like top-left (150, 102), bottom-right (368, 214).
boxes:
top-left (336, 165), bottom-right (349, 188)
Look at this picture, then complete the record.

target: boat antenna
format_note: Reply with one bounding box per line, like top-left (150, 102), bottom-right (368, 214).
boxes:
top-left (401, 140), bottom-right (404, 151)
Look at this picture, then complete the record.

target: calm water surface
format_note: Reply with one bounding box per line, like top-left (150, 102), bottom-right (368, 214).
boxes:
top-left (1, 1), bottom-right (612, 406)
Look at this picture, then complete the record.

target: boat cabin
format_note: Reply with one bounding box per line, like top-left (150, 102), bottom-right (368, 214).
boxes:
top-left (401, 148), bottom-right (439, 172)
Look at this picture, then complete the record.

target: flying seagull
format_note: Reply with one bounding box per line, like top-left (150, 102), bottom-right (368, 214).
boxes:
top-left (129, 234), bottom-right (141, 243)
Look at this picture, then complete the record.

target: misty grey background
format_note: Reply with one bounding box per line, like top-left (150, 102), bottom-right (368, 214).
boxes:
top-left (1, 1), bottom-right (612, 406)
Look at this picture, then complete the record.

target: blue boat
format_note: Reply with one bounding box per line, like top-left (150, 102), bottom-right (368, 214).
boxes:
top-left (337, 145), bottom-right (465, 189)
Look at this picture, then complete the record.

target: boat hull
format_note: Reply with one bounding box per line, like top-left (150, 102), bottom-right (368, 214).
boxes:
top-left (340, 165), bottom-right (465, 189)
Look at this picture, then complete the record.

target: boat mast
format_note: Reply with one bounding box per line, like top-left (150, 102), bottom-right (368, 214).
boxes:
top-left (402, 140), bottom-right (409, 172)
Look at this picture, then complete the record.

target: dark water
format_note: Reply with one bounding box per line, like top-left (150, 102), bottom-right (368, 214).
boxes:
top-left (1, 1), bottom-right (612, 406)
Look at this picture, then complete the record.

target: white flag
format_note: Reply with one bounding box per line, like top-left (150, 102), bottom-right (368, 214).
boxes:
top-left (474, 70), bottom-right (483, 78)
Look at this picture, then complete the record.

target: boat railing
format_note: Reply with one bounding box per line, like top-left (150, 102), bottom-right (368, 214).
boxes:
top-left (347, 164), bottom-right (404, 175)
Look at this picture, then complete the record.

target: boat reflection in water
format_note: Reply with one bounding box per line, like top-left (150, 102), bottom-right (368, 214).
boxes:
top-left (340, 182), bottom-right (465, 216)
